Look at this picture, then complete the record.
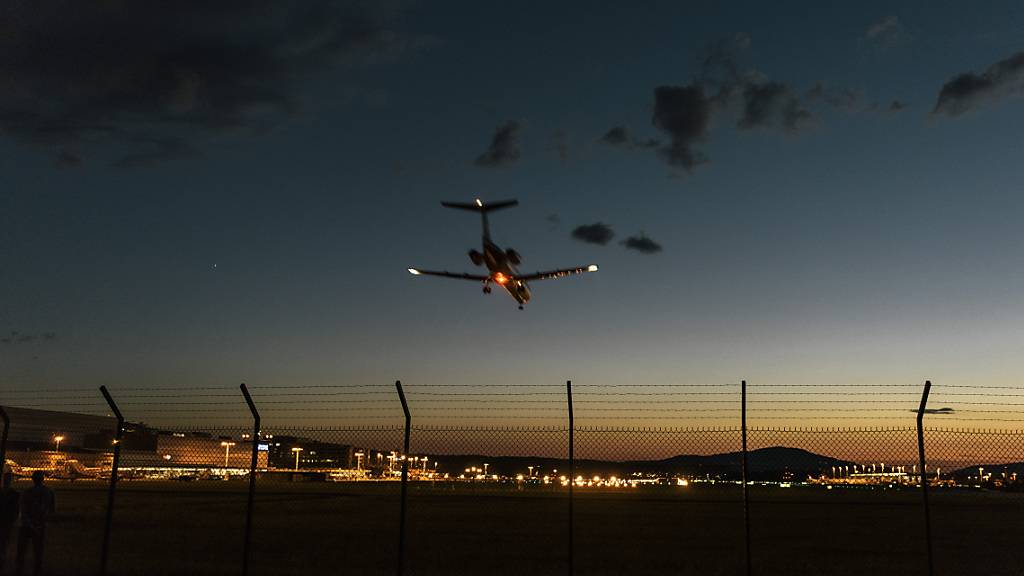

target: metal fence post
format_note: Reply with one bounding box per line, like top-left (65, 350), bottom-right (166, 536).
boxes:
top-left (917, 380), bottom-right (934, 576)
top-left (741, 380), bottom-right (751, 576)
top-left (240, 383), bottom-right (261, 576)
top-left (566, 379), bottom-right (574, 576)
top-left (99, 385), bottom-right (124, 576)
top-left (0, 406), bottom-right (9, 480)
top-left (396, 380), bottom-right (411, 576)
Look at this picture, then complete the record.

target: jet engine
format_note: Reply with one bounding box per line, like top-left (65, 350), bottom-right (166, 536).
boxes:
top-left (469, 249), bottom-right (483, 266)
top-left (505, 249), bottom-right (521, 265)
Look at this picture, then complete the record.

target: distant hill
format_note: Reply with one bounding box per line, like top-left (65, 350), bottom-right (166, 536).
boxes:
top-left (949, 461), bottom-right (1024, 481)
top-left (430, 446), bottom-right (851, 481)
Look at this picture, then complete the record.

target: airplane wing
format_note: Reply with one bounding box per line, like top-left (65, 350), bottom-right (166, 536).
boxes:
top-left (516, 264), bottom-right (599, 282)
top-left (408, 268), bottom-right (489, 281)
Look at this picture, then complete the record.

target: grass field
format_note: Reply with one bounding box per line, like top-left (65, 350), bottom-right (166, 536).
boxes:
top-left (19, 479), bottom-right (1024, 575)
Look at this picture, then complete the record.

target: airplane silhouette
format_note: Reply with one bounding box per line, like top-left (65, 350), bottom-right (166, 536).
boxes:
top-left (408, 199), bottom-right (598, 309)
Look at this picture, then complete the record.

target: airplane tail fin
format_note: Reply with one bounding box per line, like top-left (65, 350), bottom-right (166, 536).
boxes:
top-left (441, 199), bottom-right (518, 239)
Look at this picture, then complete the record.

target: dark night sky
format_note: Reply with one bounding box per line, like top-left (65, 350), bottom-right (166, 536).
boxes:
top-left (3, 1), bottom-right (1024, 427)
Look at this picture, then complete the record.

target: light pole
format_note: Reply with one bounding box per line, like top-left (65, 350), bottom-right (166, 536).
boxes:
top-left (221, 441), bottom-right (235, 468)
top-left (292, 447), bottom-right (303, 471)
top-left (483, 463), bottom-right (489, 477)
top-left (355, 451), bottom-right (364, 470)
top-left (54, 435), bottom-right (65, 453)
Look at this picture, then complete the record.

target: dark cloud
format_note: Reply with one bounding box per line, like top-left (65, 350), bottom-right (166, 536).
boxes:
top-left (651, 85), bottom-right (713, 170)
top-left (546, 213), bottom-right (561, 225)
top-left (474, 121), bottom-right (521, 167)
top-left (889, 100), bottom-right (907, 112)
top-left (0, 331), bottom-right (56, 344)
top-left (0, 1), bottom-right (411, 166)
top-left (55, 149), bottom-right (82, 168)
top-left (571, 222), bottom-right (615, 246)
top-left (600, 126), bottom-right (660, 149)
top-left (806, 82), bottom-right (861, 111)
top-left (738, 81), bottom-right (813, 132)
top-left (933, 51), bottom-right (1024, 117)
top-left (112, 135), bottom-right (197, 169)
top-left (621, 234), bottom-right (663, 254)
top-left (601, 126), bottom-right (630, 146)
top-left (863, 16), bottom-right (905, 49)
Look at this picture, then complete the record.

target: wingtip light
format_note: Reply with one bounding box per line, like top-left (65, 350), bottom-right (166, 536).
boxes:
top-left (475, 198), bottom-right (483, 207)
top-left (408, 268), bottom-right (421, 275)
top-left (587, 264), bottom-right (599, 272)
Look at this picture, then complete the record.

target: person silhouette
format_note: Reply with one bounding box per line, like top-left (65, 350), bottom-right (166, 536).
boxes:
top-left (0, 471), bottom-right (18, 574)
top-left (16, 471), bottom-right (53, 576)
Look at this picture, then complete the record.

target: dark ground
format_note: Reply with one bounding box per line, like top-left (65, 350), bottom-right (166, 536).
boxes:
top-left (18, 479), bottom-right (1024, 575)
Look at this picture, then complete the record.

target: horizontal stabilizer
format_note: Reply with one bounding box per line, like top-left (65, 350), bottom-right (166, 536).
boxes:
top-left (441, 199), bottom-right (518, 212)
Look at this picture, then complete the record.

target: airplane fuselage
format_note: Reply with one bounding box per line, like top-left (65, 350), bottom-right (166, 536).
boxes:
top-left (481, 237), bottom-right (531, 305)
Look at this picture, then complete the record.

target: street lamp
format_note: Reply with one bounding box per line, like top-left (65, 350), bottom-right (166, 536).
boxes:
top-left (292, 447), bottom-right (304, 471)
top-left (221, 441), bottom-right (235, 468)
top-left (355, 451), bottom-right (364, 470)
top-left (53, 435), bottom-right (65, 453)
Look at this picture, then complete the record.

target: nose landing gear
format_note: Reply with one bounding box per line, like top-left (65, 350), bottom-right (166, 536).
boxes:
top-left (518, 305), bottom-right (524, 310)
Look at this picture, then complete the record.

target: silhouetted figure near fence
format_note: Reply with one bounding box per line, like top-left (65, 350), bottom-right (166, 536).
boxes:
top-left (16, 472), bottom-right (53, 576)
top-left (0, 472), bottom-right (19, 575)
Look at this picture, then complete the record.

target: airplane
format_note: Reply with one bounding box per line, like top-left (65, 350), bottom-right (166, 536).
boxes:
top-left (408, 199), bottom-right (599, 309)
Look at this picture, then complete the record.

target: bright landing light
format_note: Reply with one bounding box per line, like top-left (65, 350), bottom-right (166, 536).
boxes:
top-left (408, 268), bottom-right (421, 275)
top-left (586, 264), bottom-right (599, 272)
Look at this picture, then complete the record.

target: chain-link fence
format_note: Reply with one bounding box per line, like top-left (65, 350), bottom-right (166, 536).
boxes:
top-left (2, 380), bottom-right (1023, 575)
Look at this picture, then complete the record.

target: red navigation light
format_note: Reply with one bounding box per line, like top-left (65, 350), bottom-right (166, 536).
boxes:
top-left (494, 272), bottom-right (509, 285)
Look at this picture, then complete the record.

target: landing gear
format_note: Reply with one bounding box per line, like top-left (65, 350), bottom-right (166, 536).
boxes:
top-left (518, 305), bottom-right (524, 310)
top-left (483, 285), bottom-right (492, 294)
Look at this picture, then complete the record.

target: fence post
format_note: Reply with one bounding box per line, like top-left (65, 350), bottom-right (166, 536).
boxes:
top-left (566, 379), bottom-right (574, 576)
top-left (99, 385), bottom-right (124, 576)
top-left (240, 383), bottom-right (261, 576)
top-left (0, 406), bottom-right (9, 480)
top-left (917, 380), bottom-right (934, 576)
top-left (741, 380), bottom-right (751, 576)
top-left (396, 380), bottom-right (411, 576)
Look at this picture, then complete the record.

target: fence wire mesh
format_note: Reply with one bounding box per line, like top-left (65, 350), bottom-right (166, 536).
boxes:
top-left (2, 381), bottom-right (1023, 575)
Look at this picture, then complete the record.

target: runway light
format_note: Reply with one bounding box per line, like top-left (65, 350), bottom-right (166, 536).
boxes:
top-left (586, 264), bottom-right (599, 272)
top-left (408, 268), bottom-right (421, 275)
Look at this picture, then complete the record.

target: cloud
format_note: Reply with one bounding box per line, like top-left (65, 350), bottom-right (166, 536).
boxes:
top-left (863, 16), bottom-right (905, 49)
top-left (888, 100), bottom-right (907, 112)
top-left (621, 234), bottom-right (663, 254)
top-left (546, 213), bottom-right (560, 228)
top-left (0, 331), bottom-right (56, 344)
top-left (571, 222), bottom-right (615, 246)
top-left (0, 1), bottom-right (412, 166)
top-left (601, 126), bottom-right (630, 146)
top-left (474, 121), bottom-right (521, 167)
top-left (933, 51), bottom-right (1024, 116)
top-left (600, 126), bottom-right (660, 149)
top-left (806, 82), bottom-right (861, 111)
top-left (651, 85), bottom-right (714, 170)
top-left (738, 81), bottom-right (813, 132)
